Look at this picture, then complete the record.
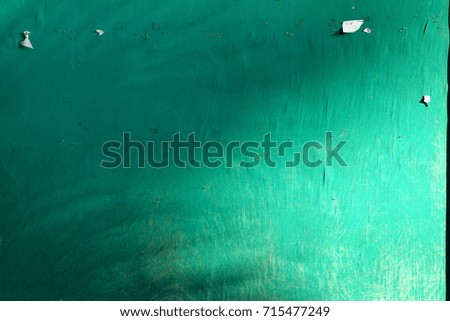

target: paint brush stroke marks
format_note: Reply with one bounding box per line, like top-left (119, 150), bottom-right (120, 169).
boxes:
top-left (0, 0), bottom-right (447, 300)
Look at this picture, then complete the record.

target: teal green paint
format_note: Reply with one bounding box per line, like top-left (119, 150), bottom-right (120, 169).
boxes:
top-left (0, 1), bottom-right (447, 300)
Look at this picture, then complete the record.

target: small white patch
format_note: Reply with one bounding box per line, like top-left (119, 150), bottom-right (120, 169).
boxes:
top-left (20, 31), bottom-right (33, 49)
top-left (342, 20), bottom-right (364, 33)
top-left (96, 29), bottom-right (104, 36)
top-left (421, 95), bottom-right (431, 107)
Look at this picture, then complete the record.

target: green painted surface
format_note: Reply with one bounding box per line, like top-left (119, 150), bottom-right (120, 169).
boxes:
top-left (0, 1), bottom-right (447, 300)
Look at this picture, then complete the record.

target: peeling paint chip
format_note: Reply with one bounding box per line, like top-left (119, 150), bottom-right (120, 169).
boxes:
top-left (421, 95), bottom-right (431, 107)
top-left (342, 20), bottom-right (364, 33)
top-left (20, 31), bottom-right (33, 49)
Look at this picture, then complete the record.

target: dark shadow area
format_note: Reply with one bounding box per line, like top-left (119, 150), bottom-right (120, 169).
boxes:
top-left (16, 32), bottom-right (23, 49)
top-left (331, 28), bottom-right (344, 36)
top-left (419, 96), bottom-right (430, 107)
